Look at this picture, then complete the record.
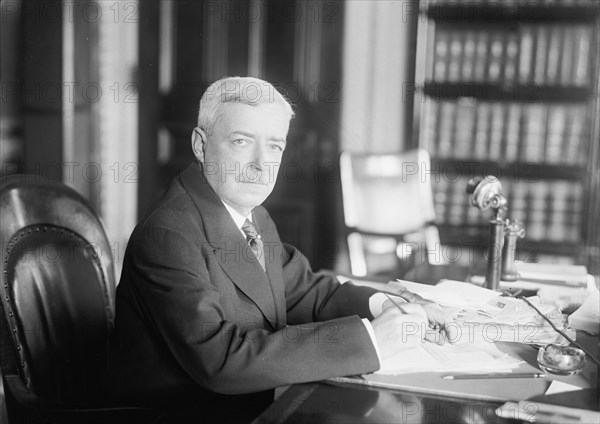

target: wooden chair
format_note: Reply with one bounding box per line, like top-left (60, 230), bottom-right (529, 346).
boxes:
top-left (340, 149), bottom-right (442, 279)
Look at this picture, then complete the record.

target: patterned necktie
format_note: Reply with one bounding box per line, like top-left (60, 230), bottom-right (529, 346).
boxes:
top-left (242, 219), bottom-right (266, 272)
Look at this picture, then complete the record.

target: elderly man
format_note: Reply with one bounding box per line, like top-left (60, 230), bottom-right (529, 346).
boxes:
top-left (106, 77), bottom-right (450, 422)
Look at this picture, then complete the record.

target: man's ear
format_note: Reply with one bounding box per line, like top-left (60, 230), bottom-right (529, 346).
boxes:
top-left (191, 127), bottom-right (207, 163)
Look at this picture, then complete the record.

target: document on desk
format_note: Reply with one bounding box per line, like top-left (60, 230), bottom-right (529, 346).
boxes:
top-left (377, 341), bottom-right (523, 375)
top-left (567, 283), bottom-right (600, 335)
top-left (391, 279), bottom-right (504, 310)
top-left (390, 279), bottom-right (573, 345)
top-left (469, 263), bottom-right (593, 306)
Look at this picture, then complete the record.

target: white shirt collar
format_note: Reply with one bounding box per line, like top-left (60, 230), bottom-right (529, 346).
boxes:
top-left (221, 200), bottom-right (252, 233)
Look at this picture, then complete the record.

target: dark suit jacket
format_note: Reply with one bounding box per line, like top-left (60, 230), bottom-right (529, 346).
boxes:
top-left (106, 163), bottom-right (380, 420)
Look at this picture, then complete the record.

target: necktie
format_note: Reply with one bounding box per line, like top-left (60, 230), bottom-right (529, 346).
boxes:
top-left (242, 219), bottom-right (266, 272)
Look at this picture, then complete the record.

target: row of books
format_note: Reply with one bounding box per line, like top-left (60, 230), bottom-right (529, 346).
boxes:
top-left (426, 0), bottom-right (597, 6)
top-left (433, 176), bottom-right (584, 242)
top-left (430, 22), bottom-right (594, 87)
top-left (420, 99), bottom-right (589, 165)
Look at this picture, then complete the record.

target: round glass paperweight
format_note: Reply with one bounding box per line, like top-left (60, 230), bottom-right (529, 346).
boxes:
top-left (537, 344), bottom-right (586, 376)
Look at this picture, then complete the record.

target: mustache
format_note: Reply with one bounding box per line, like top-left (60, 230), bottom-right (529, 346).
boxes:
top-left (203, 161), bottom-right (279, 185)
top-left (239, 168), bottom-right (271, 185)
top-left (239, 178), bottom-right (269, 185)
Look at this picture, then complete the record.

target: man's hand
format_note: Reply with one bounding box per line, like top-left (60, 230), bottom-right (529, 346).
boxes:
top-left (371, 308), bottom-right (428, 360)
top-left (383, 291), bottom-right (458, 345)
top-left (418, 300), bottom-right (458, 345)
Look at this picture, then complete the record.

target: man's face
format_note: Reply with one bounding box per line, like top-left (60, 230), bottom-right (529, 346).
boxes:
top-left (201, 101), bottom-right (290, 215)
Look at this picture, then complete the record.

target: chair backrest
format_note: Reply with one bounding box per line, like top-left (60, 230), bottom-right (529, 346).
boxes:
top-left (0, 174), bottom-right (116, 403)
top-left (340, 149), bottom-right (437, 235)
top-left (340, 149), bottom-right (441, 277)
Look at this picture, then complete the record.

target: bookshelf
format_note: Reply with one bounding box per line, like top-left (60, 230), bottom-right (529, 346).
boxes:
top-left (414, 0), bottom-right (599, 262)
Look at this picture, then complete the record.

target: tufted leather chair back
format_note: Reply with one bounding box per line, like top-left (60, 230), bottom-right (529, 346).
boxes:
top-left (0, 174), bottom-right (116, 403)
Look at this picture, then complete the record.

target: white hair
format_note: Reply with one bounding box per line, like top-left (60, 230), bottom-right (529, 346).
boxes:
top-left (197, 76), bottom-right (295, 136)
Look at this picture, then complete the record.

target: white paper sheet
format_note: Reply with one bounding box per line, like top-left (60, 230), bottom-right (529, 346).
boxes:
top-left (544, 380), bottom-right (583, 395)
top-left (377, 341), bottom-right (523, 375)
top-left (392, 279), bottom-right (503, 310)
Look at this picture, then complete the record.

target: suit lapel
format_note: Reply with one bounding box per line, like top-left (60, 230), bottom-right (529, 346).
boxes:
top-left (179, 163), bottom-right (278, 331)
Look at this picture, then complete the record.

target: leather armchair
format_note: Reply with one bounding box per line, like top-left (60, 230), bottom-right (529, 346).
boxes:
top-left (0, 174), bottom-right (164, 424)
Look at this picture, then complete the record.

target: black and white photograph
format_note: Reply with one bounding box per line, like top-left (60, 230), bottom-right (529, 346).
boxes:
top-left (1, 0), bottom-right (599, 423)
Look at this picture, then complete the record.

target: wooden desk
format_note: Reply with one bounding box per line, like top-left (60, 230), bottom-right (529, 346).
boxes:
top-left (255, 346), bottom-right (598, 424)
top-left (254, 380), bottom-right (598, 424)
top-left (255, 382), bottom-right (510, 424)
top-left (343, 337), bottom-right (597, 402)
top-left (254, 274), bottom-right (599, 423)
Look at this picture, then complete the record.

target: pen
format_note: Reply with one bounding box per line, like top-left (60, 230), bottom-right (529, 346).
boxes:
top-left (384, 293), bottom-right (408, 314)
top-left (385, 293), bottom-right (447, 342)
top-left (443, 372), bottom-right (546, 380)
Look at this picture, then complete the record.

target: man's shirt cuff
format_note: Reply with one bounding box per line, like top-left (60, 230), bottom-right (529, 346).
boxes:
top-left (361, 318), bottom-right (382, 366)
top-left (364, 293), bottom-right (429, 367)
top-left (368, 292), bottom-right (427, 318)
top-left (369, 292), bottom-right (404, 317)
